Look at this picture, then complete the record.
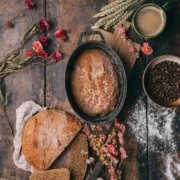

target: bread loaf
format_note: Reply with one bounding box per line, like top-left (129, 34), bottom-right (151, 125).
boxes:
top-left (29, 168), bottom-right (70, 180)
top-left (22, 109), bottom-right (82, 170)
top-left (71, 49), bottom-right (119, 116)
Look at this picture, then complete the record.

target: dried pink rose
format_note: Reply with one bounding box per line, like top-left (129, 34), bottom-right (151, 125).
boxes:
top-left (25, 50), bottom-right (33, 57)
top-left (119, 124), bottom-right (126, 134)
top-left (107, 144), bottom-right (117, 155)
top-left (117, 27), bottom-right (126, 41)
top-left (32, 40), bottom-right (43, 53)
top-left (39, 37), bottom-right (48, 44)
top-left (109, 166), bottom-right (117, 180)
top-left (129, 47), bottom-right (135, 53)
top-left (110, 156), bottom-right (119, 165)
top-left (38, 50), bottom-right (48, 58)
top-left (51, 51), bottom-right (63, 61)
top-left (38, 18), bottom-right (50, 31)
top-left (100, 134), bottom-right (106, 141)
top-left (117, 27), bottom-right (126, 35)
top-left (114, 119), bottom-right (120, 128)
top-left (119, 147), bottom-right (128, 159)
top-left (82, 126), bottom-right (91, 138)
top-left (25, 0), bottom-right (36, 9)
top-left (54, 29), bottom-right (67, 41)
top-left (141, 42), bottom-right (153, 55)
top-left (118, 132), bottom-right (124, 144)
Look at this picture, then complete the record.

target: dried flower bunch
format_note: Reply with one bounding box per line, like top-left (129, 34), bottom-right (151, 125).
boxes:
top-left (83, 119), bottom-right (127, 180)
top-left (1, 0), bottom-right (69, 78)
top-left (92, 0), bottom-right (145, 30)
top-left (0, 18), bottom-right (67, 78)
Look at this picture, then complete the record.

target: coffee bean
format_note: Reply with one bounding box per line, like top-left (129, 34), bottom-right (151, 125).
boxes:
top-left (146, 61), bottom-right (180, 104)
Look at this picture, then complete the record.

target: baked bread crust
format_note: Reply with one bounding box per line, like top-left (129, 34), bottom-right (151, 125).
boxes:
top-left (71, 49), bottom-right (120, 116)
top-left (22, 109), bottom-right (82, 170)
top-left (29, 168), bottom-right (70, 180)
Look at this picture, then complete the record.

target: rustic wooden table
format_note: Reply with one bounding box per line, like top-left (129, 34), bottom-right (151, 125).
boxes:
top-left (0, 0), bottom-right (179, 180)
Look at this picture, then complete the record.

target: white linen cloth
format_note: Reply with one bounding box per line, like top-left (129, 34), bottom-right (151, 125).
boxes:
top-left (13, 101), bottom-right (45, 172)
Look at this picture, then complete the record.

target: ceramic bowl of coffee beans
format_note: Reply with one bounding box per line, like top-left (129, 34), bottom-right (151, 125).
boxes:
top-left (143, 55), bottom-right (180, 107)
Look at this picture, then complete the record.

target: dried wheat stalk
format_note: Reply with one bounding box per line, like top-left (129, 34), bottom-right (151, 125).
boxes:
top-left (100, 0), bottom-right (126, 11)
top-left (92, 0), bottom-right (145, 30)
top-left (94, 0), bottom-right (134, 18)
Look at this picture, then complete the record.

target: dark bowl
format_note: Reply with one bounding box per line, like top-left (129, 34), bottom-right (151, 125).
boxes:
top-left (142, 55), bottom-right (180, 107)
top-left (65, 31), bottom-right (127, 125)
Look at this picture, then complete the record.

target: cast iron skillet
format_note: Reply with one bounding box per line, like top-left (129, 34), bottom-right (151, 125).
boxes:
top-left (65, 31), bottom-right (127, 131)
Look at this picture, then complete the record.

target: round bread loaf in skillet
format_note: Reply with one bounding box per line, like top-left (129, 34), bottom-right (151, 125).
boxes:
top-left (71, 49), bottom-right (120, 116)
top-left (22, 109), bottom-right (82, 170)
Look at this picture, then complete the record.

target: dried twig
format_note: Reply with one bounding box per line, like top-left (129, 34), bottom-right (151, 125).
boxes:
top-left (0, 79), bottom-right (14, 136)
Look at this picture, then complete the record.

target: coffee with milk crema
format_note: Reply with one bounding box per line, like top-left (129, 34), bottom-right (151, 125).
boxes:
top-left (134, 5), bottom-right (166, 37)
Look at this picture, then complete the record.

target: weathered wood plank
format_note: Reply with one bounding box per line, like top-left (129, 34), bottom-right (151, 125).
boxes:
top-left (0, 0), bottom-right (45, 179)
top-left (46, 0), bottom-right (148, 180)
top-left (146, 2), bottom-right (180, 180)
top-left (45, 0), bottom-right (108, 108)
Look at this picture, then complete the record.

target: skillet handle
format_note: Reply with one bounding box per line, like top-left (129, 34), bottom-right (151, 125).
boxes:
top-left (87, 121), bottom-right (113, 135)
top-left (78, 31), bottom-right (106, 46)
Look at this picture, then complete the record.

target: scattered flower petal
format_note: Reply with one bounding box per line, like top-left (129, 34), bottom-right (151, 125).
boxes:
top-left (38, 18), bottom-right (50, 31)
top-left (51, 51), bottom-right (63, 61)
top-left (6, 21), bottom-right (14, 28)
top-left (25, 50), bottom-right (33, 57)
top-left (141, 42), bottom-right (153, 56)
top-left (25, 0), bottom-right (36, 9)
top-left (39, 50), bottom-right (48, 58)
top-left (54, 29), bottom-right (67, 41)
top-left (32, 41), bottom-right (43, 53)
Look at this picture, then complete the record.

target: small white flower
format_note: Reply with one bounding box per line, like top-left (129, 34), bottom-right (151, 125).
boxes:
top-left (81, 150), bottom-right (88, 156)
top-left (86, 157), bottom-right (95, 164)
top-left (96, 178), bottom-right (104, 180)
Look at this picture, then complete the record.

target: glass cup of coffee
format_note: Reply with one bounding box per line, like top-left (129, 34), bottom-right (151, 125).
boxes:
top-left (132, 3), bottom-right (169, 39)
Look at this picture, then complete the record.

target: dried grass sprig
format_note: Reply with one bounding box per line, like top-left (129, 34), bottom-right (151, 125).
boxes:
top-left (0, 18), bottom-right (51, 78)
top-left (0, 49), bottom-right (34, 78)
top-left (21, 24), bottom-right (38, 46)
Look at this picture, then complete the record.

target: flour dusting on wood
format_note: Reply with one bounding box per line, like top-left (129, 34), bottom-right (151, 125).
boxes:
top-left (126, 97), bottom-right (180, 179)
